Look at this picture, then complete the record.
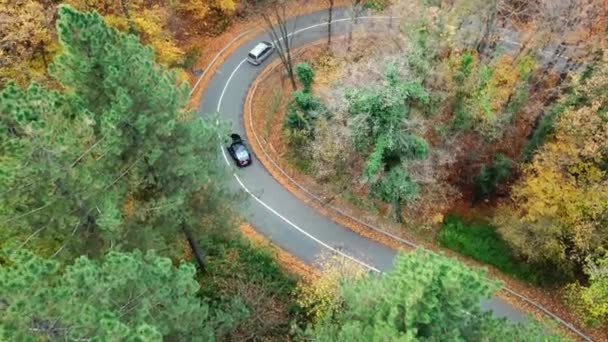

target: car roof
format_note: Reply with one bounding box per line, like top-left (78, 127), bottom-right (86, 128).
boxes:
top-left (233, 143), bottom-right (247, 151)
top-left (249, 42), bottom-right (271, 57)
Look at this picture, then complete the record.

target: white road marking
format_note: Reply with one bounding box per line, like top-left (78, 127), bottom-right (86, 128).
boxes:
top-left (189, 29), bottom-right (255, 97)
top-left (216, 17), bottom-right (392, 273)
top-left (217, 59), bottom-right (247, 113)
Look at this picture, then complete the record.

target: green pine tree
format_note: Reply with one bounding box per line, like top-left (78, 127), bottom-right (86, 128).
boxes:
top-left (1, 5), bottom-right (235, 267)
top-left (308, 250), bottom-right (565, 341)
top-left (0, 248), bottom-right (247, 340)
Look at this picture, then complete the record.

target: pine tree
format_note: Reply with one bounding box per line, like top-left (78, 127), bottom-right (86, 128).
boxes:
top-left (308, 250), bottom-right (564, 341)
top-left (1, 6), bottom-right (235, 268)
top-left (0, 248), bottom-right (247, 340)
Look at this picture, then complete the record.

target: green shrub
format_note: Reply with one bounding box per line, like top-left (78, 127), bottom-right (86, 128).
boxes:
top-left (200, 234), bottom-right (297, 295)
top-left (198, 233), bottom-right (306, 338)
top-left (401, 134), bottom-right (429, 160)
top-left (285, 106), bottom-right (309, 131)
top-left (437, 216), bottom-right (553, 285)
top-left (364, 0), bottom-right (391, 11)
top-left (454, 52), bottom-right (474, 85)
top-left (295, 63), bottom-right (315, 92)
top-left (293, 89), bottom-right (319, 111)
top-left (473, 153), bottom-right (513, 201)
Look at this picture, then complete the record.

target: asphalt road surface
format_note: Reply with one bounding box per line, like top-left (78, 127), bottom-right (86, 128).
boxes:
top-left (198, 7), bottom-right (588, 337)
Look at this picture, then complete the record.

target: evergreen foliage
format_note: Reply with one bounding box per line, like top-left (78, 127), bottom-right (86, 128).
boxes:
top-left (473, 153), bottom-right (514, 201)
top-left (307, 250), bottom-right (563, 341)
top-left (0, 248), bottom-right (245, 340)
top-left (1, 5), bottom-right (233, 264)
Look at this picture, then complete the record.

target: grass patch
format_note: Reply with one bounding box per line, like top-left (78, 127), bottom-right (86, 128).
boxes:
top-left (438, 216), bottom-right (555, 286)
top-left (286, 150), bottom-right (315, 175)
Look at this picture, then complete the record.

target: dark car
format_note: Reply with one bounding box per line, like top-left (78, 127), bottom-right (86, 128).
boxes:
top-left (227, 134), bottom-right (252, 167)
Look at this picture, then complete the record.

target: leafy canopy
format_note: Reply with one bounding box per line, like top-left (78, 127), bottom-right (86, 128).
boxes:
top-left (566, 251), bottom-right (608, 327)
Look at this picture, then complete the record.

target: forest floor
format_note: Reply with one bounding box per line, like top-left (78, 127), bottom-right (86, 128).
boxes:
top-left (245, 37), bottom-right (607, 341)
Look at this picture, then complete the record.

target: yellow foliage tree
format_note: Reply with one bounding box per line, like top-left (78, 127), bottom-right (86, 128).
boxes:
top-left (66, 0), bottom-right (183, 66)
top-left (176, 0), bottom-right (237, 20)
top-left (495, 58), bottom-right (608, 271)
top-left (565, 250), bottom-right (608, 327)
top-left (0, 0), bottom-right (57, 86)
top-left (296, 254), bottom-right (365, 322)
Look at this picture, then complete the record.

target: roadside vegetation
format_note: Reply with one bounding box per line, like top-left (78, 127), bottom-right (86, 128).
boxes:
top-left (256, 0), bottom-right (608, 334)
top-left (297, 250), bottom-right (565, 341)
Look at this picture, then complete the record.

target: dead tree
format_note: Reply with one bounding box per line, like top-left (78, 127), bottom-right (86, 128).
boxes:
top-left (326, 0), bottom-right (336, 48)
top-left (262, 2), bottom-right (298, 90)
top-left (182, 221), bottom-right (206, 272)
top-left (476, 0), bottom-right (498, 56)
top-left (347, 0), bottom-right (366, 52)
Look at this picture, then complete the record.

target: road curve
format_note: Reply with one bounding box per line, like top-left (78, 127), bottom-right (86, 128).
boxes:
top-left (198, 8), bottom-right (590, 340)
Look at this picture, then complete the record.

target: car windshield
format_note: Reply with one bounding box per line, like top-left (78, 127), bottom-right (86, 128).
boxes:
top-left (234, 144), bottom-right (249, 160)
top-left (249, 43), bottom-right (268, 57)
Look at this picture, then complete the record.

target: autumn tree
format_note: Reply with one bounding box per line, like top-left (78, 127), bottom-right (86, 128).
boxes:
top-left (0, 0), bottom-right (57, 86)
top-left (1, 6), bottom-right (236, 269)
top-left (176, 0), bottom-right (238, 21)
top-left (566, 251), bottom-right (608, 327)
top-left (494, 54), bottom-right (608, 274)
top-left (0, 248), bottom-right (246, 340)
top-left (262, 1), bottom-right (297, 90)
top-left (66, 0), bottom-right (184, 66)
top-left (306, 250), bottom-right (563, 341)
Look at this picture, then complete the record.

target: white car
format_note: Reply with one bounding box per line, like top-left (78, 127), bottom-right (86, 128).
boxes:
top-left (247, 41), bottom-right (275, 66)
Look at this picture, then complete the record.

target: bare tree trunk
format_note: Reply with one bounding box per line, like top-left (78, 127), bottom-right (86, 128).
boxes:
top-left (393, 200), bottom-right (403, 223)
top-left (182, 222), bottom-right (206, 272)
top-left (327, 0), bottom-right (334, 48)
top-left (38, 43), bottom-right (48, 71)
top-left (476, 0), bottom-right (497, 56)
top-left (262, 3), bottom-right (298, 90)
top-left (347, 0), bottom-right (363, 52)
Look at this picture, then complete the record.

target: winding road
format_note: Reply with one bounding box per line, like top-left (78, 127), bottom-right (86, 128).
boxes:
top-left (198, 8), bottom-right (591, 341)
